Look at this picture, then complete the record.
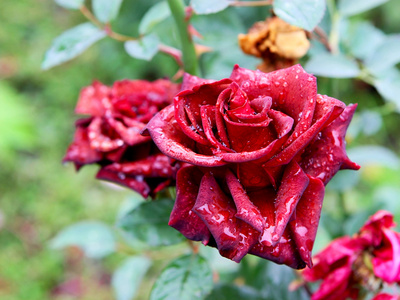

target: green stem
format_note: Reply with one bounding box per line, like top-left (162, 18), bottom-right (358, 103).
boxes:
top-left (167, 0), bottom-right (200, 76)
top-left (327, 0), bottom-right (340, 54)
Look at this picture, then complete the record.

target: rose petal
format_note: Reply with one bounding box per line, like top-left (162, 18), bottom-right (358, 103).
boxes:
top-left (63, 119), bottom-right (102, 169)
top-left (263, 101), bottom-right (345, 168)
top-left (272, 161), bottom-right (309, 245)
top-left (301, 103), bottom-right (360, 184)
top-left (107, 117), bottom-right (151, 146)
top-left (289, 175), bottom-right (325, 267)
top-left (88, 117), bottom-right (124, 152)
top-left (372, 229), bottom-right (400, 283)
top-left (168, 166), bottom-right (211, 244)
top-left (75, 81), bottom-right (110, 116)
top-left (145, 105), bottom-right (227, 167)
top-left (225, 169), bottom-right (265, 232)
top-left (181, 73), bottom-right (215, 91)
top-left (268, 109), bottom-right (294, 138)
top-left (192, 172), bottom-right (258, 262)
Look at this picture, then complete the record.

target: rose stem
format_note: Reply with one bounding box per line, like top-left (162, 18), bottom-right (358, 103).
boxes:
top-left (167, 0), bottom-right (200, 76)
top-left (230, 0), bottom-right (273, 7)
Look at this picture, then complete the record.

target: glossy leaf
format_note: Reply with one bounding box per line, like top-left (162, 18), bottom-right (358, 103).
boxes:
top-left (112, 256), bottom-right (152, 300)
top-left (49, 221), bottom-right (116, 259)
top-left (338, 0), bottom-right (389, 16)
top-left (93, 0), bottom-right (123, 23)
top-left (365, 35), bottom-right (400, 74)
top-left (55, 0), bottom-right (84, 10)
top-left (273, 0), bottom-right (326, 31)
top-left (139, 1), bottom-right (171, 35)
top-left (124, 34), bottom-right (160, 61)
top-left (42, 22), bottom-right (106, 70)
top-left (150, 254), bottom-right (213, 300)
top-left (118, 199), bottom-right (185, 246)
top-left (191, 0), bottom-right (231, 15)
top-left (305, 53), bottom-right (360, 78)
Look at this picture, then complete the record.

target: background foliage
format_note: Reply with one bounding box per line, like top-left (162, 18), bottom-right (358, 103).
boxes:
top-left (1, 0), bottom-right (400, 299)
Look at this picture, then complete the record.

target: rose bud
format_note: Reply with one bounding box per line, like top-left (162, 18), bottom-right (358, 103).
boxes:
top-left (144, 64), bottom-right (359, 268)
top-left (63, 79), bottom-right (180, 198)
top-left (238, 17), bottom-right (310, 73)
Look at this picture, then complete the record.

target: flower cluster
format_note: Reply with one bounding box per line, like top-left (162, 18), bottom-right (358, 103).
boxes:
top-left (302, 210), bottom-right (400, 299)
top-left (63, 79), bottom-right (180, 198)
top-left (145, 64), bottom-right (359, 268)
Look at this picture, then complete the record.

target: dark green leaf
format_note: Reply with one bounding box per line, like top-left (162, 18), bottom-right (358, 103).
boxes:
top-left (42, 22), bottom-right (106, 70)
top-left (273, 0), bottom-right (326, 31)
top-left (191, 0), bottom-right (231, 15)
top-left (365, 35), bottom-right (400, 74)
top-left (338, 0), bottom-right (389, 16)
top-left (49, 221), bottom-right (116, 259)
top-left (206, 284), bottom-right (262, 300)
top-left (55, 0), bottom-right (84, 10)
top-left (305, 53), bottom-right (360, 78)
top-left (150, 254), bottom-right (213, 300)
top-left (93, 0), bottom-right (123, 23)
top-left (139, 2), bottom-right (171, 35)
top-left (112, 256), bottom-right (152, 300)
top-left (347, 145), bottom-right (400, 169)
top-left (124, 34), bottom-right (160, 61)
top-left (118, 199), bottom-right (185, 246)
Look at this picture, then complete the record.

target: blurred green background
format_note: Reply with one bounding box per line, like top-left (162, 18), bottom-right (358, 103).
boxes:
top-left (1, 0), bottom-right (400, 299)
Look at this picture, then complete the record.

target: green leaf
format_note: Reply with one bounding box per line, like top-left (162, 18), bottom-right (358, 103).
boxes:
top-left (373, 68), bottom-right (400, 111)
top-left (139, 2), bottom-right (171, 35)
top-left (49, 221), bottom-right (116, 259)
top-left (273, 0), bottom-right (326, 31)
top-left (327, 170), bottom-right (361, 192)
top-left (365, 35), bottom-right (400, 74)
top-left (118, 199), bottom-right (185, 246)
top-left (345, 21), bottom-right (385, 61)
top-left (338, 0), bottom-right (389, 16)
top-left (206, 284), bottom-right (263, 300)
top-left (124, 34), bottom-right (160, 61)
top-left (150, 254), bottom-right (213, 300)
top-left (305, 53), bottom-right (360, 78)
top-left (191, 0), bottom-right (231, 15)
top-left (347, 145), bottom-right (400, 169)
top-left (374, 186), bottom-right (400, 215)
top-left (55, 0), bottom-right (84, 10)
top-left (93, 0), bottom-right (124, 23)
top-left (112, 256), bottom-right (152, 300)
top-left (42, 22), bottom-right (106, 70)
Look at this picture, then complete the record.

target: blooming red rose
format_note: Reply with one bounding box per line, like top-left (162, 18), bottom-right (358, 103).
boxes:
top-left (64, 79), bottom-right (180, 198)
top-left (303, 210), bottom-right (400, 299)
top-left (145, 64), bottom-right (359, 268)
top-left (372, 293), bottom-right (400, 300)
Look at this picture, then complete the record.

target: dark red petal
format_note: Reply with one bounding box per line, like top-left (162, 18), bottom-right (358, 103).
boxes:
top-left (272, 161), bottom-right (309, 245)
top-left (63, 119), bottom-right (102, 168)
top-left (230, 64), bottom-right (317, 131)
top-left (181, 73), bottom-right (216, 91)
top-left (225, 169), bottom-right (265, 232)
top-left (289, 175), bottom-right (325, 268)
top-left (88, 117), bottom-right (124, 152)
top-left (168, 166), bottom-right (211, 244)
top-left (237, 162), bottom-right (274, 189)
top-left (268, 109), bottom-right (294, 138)
top-left (200, 105), bottom-right (233, 152)
top-left (145, 105), bottom-right (226, 167)
top-left (107, 117), bottom-right (151, 146)
top-left (301, 103), bottom-right (360, 184)
top-left (75, 81), bottom-right (110, 116)
top-left (96, 167), bottom-right (151, 198)
top-left (263, 102), bottom-right (345, 168)
top-left (192, 172), bottom-right (259, 262)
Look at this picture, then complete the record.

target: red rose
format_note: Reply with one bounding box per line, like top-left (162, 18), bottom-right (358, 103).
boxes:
top-left (64, 79), bottom-right (180, 198)
top-left (303, 210), bottom-right (400, 299)
top-left (145, 64), bottom-right (359, 268)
